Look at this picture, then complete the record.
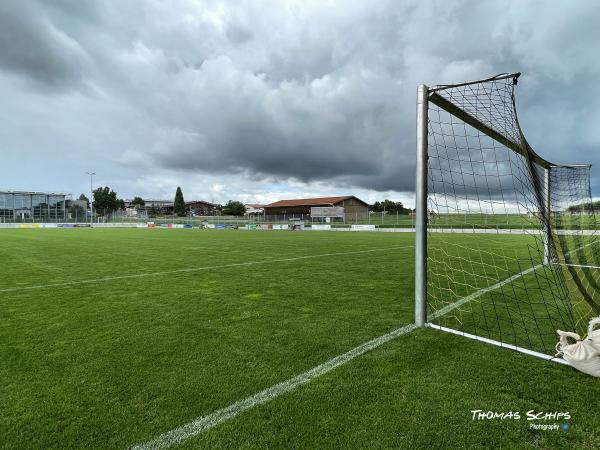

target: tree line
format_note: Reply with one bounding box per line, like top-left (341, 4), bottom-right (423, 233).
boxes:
top-left (370, 200), bottom-right (411, 214)
top-left (74, 185), bottom-right (249, 217)
top-left (567, 201), bottom-right (600, 213)
top-left (74, 186), bottom-right (411, 218)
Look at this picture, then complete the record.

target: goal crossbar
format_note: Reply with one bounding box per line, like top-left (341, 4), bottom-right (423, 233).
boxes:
top-left (429, 72), bottom-right (521, 93)
top-left (428, 91), bottom-right (551, 169)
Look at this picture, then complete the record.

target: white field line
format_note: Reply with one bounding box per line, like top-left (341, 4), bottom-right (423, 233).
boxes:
top-left (0, 246), bottom-right (414, 294)
top-left (548, 240), bottom-right (599, 269)
top-left (131, 263), bottom-right (539, 450)
top-left (428, 265), bottom-right (541, 320)
top-left (130, 322), bottom-right (419, 450)
top-left (557, 263), bottom-right (600, 270)
top-left (563, 239), bottom-right (599, 257)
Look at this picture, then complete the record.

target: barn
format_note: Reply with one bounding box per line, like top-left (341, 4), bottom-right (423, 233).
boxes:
top-left (264, 196), bottom-right (369, 219)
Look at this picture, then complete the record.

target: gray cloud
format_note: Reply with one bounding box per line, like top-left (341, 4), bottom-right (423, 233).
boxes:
top-left (0, 2), bottom-right (93, 90)
top-left (1, 0), bottom-right (600, 202)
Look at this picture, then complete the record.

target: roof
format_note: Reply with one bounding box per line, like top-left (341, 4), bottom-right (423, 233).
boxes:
top-left (0, 191), bottom-right (70, 196)
top-left (266, 196), bottom-right (367, 208)
top-left (245, 204), bottom-right (265, 208)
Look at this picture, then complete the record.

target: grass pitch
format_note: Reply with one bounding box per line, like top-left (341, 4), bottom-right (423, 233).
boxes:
top-left (1, 229), bottom-right (599, 449)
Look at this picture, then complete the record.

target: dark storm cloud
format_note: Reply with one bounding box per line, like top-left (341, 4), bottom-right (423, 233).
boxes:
top-left (149, 63), bottom-right (409, 188)
top-left (0, 1), bottom-right (92, 90)
top-left (2, 0), bottom-right (600, 198)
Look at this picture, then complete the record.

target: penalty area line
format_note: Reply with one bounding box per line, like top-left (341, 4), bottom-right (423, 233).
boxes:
top-left (0, 245), bottom-right (413, 294)
top-left (131, 264), bottom-right (538, 450)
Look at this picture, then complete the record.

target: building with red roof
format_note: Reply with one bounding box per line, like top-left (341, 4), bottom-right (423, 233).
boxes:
top-left (264, 196), bottom-right (368, 219)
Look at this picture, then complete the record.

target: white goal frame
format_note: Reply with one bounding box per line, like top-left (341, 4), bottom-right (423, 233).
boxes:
top-left (413, 73), bottom-right (589, 363)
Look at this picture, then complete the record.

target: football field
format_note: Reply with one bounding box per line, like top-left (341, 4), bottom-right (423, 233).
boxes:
top-left (1, 229), bottom-right (599, 449)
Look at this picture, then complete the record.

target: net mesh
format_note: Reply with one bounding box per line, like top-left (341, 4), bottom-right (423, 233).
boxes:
top-left (426, 74), bottom-right (600, 354)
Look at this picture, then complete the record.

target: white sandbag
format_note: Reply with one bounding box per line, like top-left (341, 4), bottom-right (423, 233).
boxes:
top-left (588, 317), bottom-right (600, 350)
top-left (556, 317), bottom-right (600, 377)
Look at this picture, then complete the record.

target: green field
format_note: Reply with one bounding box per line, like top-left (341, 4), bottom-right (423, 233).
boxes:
top-left (1, 229), bottom-right (599, 449)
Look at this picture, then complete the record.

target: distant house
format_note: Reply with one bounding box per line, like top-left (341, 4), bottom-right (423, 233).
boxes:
top-left (185, 200), bottom-right (218, 216)
top-left (123, 199), bottom-right (172, 216)
top-left (143, 199), bottom-right (173, 209)
top-left (245, 204), bottom-right (265, 215)
top-left (264, 196), bottom-right (369, 219)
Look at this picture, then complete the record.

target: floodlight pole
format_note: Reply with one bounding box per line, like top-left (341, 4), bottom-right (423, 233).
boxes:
top-left (415, 85), bottom-right (428, 327)
top-left (86, 171), bottom-right (95, 224)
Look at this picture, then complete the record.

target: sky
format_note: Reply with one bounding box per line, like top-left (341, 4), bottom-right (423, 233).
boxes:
top-left (1, 0), bottom-right (600, 207)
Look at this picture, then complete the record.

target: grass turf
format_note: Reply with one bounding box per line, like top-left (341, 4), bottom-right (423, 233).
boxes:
top-left (1, 229), bottom-right (598, 449)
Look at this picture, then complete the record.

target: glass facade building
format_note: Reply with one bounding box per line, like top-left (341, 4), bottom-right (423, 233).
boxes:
top-left (0, 191), bottom-right (68, 222)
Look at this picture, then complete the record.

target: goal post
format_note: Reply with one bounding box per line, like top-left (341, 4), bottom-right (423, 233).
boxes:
top-left (544, 167), bottom-right (550, 265)
top-left (414, 84), bottom-right (428, 327)
top-left (414, 73), bottom-right (600, 360)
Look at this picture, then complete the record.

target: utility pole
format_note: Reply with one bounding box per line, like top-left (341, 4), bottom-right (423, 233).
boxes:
top-left (86, 171), bottom-right (95, 224)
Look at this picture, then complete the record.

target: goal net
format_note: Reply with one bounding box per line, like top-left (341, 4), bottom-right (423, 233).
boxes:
top-left (416, 73), bottom-right (600, 359)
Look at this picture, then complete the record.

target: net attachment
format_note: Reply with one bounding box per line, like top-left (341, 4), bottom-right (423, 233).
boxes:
top-left (424, 73), bottom-right (600, 355)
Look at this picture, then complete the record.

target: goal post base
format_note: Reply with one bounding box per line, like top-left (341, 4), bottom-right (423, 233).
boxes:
top-left (427, 323), bottom-right (571, 366)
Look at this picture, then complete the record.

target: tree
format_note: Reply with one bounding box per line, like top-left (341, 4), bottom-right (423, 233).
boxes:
top-left (78, 193), bottom-right (89, 207)
top-left (371, 199), bottom-right (409, 214)
top-left (68, 202), bottom-right (85, 219)
top-left (117, 199), bottom-right (126, 211)
top-left (93, 186), bottom-right (120, 213)
top-left (174, 186), bottom-right (186, 217)
top-left (131, 196), bottom-right (145, 209)
top-left (222, 200), bottom-right (246, 216)
top-left (568, 200), bottom-right (600, 213)
top-left (148, 206), bottom-right (160, 217)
